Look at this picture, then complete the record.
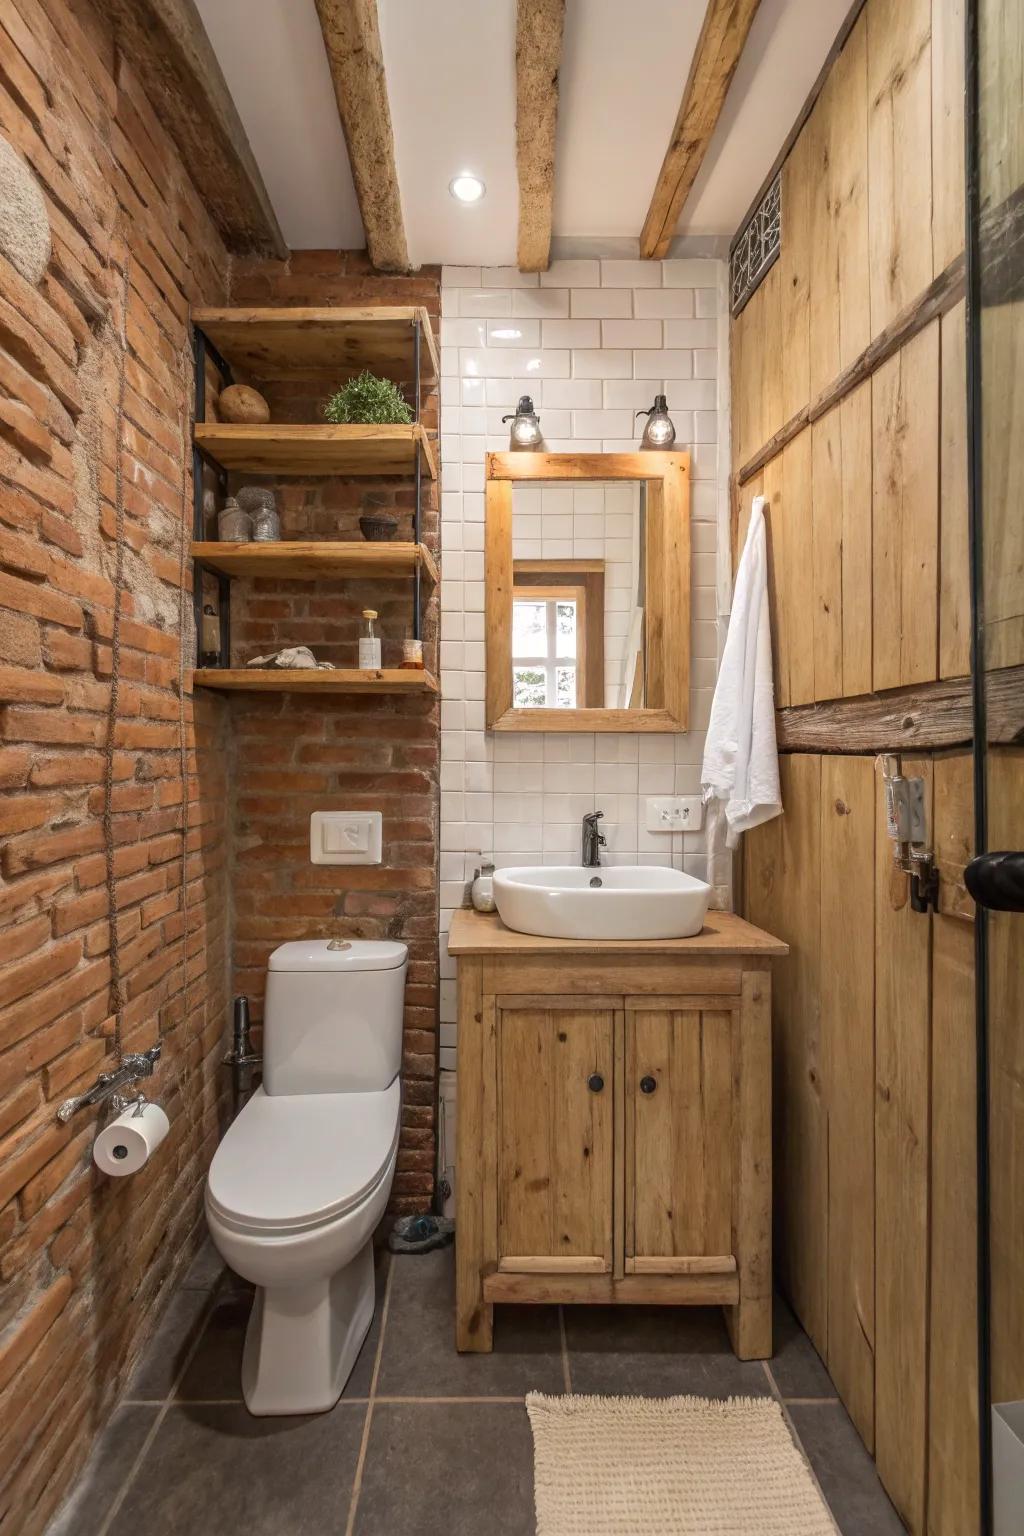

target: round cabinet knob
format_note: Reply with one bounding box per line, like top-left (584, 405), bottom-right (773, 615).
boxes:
top-left (640, 1075), bottom-right (658, 1095)
top-left (587, 1073), bottom-right (605, 1093)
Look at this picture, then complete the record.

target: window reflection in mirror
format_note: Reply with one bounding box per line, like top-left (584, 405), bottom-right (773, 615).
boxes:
top-left (510, 481), bottom-right (645, 711)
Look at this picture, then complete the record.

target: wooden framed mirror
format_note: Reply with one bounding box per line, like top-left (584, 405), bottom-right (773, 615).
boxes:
top-left (485, 451), bottom-right (691, 731)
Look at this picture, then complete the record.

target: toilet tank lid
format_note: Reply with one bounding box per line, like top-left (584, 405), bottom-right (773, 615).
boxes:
top-left (268, 939), bottom-right (408, 973)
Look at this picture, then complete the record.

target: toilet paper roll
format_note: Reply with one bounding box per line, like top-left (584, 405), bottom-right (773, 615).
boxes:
top-left (93, 1101), bottom-right (169, 1177)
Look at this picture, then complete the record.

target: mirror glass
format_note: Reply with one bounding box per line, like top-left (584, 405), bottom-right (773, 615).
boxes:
top-left (510, 480), bottom-right (646, 711)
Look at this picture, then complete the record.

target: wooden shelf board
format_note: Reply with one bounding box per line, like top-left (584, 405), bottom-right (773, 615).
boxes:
top-left (193, 667), bottom-right (438, 695)
top-left (191, 305), bottom-right (439, 384)
top-left (191, 540), bottom-right (438, 584)
top-left (194, 422), bottom-right (436, 478)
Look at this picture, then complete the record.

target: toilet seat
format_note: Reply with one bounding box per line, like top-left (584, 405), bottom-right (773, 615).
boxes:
top-left (207, 1078), bottom-right (400, 1237)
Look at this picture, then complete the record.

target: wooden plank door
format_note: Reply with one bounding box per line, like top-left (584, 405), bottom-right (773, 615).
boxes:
top-left (874, 756), bottom-right (933, 1533)
top-left (495, 996), bottom-right (616, 1273)
top-left (821, 755), bottom-right (876, 1451)
top-left (625, 999), bottom-right (734, 1272)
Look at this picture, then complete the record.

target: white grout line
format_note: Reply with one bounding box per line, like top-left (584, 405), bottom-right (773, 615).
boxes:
top-left (763, 1361), bottom-right (842, 1536)
top-left (375, 1395), bottom-right (526, 1405)
top-left (344, 1257), bottom-right (396, 1536)
top-left (558, 1307), bottom-right (572, 1395)
top-left (761, 1359), bottom-right (781, 1400)
top-left (96, 1284), bottom-right (223, 1536)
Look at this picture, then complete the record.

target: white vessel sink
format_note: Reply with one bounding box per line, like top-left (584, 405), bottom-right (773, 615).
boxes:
top-left (492, 865), bottom-right (711, 942)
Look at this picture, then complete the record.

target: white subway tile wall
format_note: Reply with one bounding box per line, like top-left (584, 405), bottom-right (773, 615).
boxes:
top-left (437, 260), bottom-right (730, 1072)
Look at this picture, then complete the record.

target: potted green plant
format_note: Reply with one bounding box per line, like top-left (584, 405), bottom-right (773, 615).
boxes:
top-left (322, 371), bottom-right (413, 425)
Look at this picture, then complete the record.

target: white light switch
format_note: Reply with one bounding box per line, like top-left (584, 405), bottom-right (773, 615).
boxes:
top-left (645, 796), bottom-right (704, 833)
top-left (324, 820), bottom-right (368, 854)
top-left (310, 811), bottom-right (382, 865)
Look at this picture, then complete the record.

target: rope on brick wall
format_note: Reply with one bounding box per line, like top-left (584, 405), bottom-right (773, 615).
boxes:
top-left (101, 240), bottom-right (132, 1064)
top-left (100, 234), bottom-right (197, 1116)
top-left (174, 334), bottom-right (194, 1132)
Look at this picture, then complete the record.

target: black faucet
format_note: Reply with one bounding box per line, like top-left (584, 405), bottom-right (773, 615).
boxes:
top-left (582, 811), bottom-right (606, 868)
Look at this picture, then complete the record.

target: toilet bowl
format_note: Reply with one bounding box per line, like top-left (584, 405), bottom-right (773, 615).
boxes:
top-left (205, 939), bottom-right (407, 1416)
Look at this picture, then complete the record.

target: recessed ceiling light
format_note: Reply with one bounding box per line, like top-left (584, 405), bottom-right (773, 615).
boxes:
top-left (449, 173), bottom-right (485, 204)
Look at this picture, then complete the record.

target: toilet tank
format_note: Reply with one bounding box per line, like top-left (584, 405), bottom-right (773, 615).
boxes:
top-left (261, 939), bottom-right (408, 1096)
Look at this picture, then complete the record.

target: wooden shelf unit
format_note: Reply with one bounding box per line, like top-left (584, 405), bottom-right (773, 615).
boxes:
top-left (193, 667), bottom-right (438, 695)
top-left (190, 303), bottom-right (436, 671)
top-left (194, 422), bottom-right (436, 479)
top-left (191, 540), bottom-right (438, 585)
top-left (191, 305), bottom-right (439, 386)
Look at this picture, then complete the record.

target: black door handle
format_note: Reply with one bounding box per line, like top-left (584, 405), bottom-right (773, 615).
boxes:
top-left (587, 1073), bottom-right (604, 1093)
top-left (640, 1075), bottom-right (657, 1095)
top-left (965, 852), bottom-right (1024, 912)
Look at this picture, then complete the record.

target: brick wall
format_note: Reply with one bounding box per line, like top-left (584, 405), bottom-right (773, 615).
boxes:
top-left (226, 252), bottom-right (441, 1214)
top-left (0, 3), bottom-right (231, 1531)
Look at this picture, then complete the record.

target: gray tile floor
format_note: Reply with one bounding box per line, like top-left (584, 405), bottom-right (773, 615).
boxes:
top-left (49, 1242), bottom-right (904, 1536)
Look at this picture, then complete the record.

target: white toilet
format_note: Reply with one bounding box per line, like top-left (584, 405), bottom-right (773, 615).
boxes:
top-left (205, 938), bottom-right (407, 1416)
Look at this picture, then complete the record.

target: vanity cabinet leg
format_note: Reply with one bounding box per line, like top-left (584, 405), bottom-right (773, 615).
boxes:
top-left (455, 1265), bottom-right (493, 1353)
top-left (727, 969), bottom-right (773, 1361)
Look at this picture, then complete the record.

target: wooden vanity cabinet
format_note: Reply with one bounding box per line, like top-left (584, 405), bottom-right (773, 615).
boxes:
top-left (626, 999), bottom-right (734, 1272)
top-left (448, 910), bottom-right (787, 1361)
top-left (496, 996), bottom-right (617, 1274)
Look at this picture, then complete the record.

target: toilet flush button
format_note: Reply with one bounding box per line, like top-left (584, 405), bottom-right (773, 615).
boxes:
top-left (310, 811), bottom-right (383, 865)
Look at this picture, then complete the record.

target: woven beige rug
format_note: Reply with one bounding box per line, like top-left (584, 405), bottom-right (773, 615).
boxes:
top-left (526, 1393), bottom-right (838, 1535)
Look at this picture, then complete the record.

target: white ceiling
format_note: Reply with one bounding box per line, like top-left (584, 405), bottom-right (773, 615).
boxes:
top-left (195, 0), bottom-right (851, 264)
top-left (194, 0), bottom-right (363, 250)
top-left (381, 0), bottom-right (519, 267)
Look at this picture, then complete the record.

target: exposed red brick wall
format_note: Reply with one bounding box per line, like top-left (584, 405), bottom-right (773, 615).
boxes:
top-left (0, 3), bottom-right (231, 1530)
top-left (226, 252), bottom-right (441, 1216)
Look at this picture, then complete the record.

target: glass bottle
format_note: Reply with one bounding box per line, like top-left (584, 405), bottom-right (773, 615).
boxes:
top-left (359, 609), bottom-right (381, 670)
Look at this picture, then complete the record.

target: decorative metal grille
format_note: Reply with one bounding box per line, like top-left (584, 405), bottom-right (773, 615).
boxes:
top-left (730, 172), bottom-right (782, 317)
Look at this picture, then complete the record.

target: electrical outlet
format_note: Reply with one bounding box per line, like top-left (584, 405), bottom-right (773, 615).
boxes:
top-left (645, 796), bottom-right (704, 833)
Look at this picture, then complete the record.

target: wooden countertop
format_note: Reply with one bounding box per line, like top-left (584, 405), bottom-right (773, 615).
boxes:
top-left (448, 908), bottom-right (788, 957)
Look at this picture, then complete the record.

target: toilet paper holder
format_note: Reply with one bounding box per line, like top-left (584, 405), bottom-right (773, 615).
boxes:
top-left (57, 1044), bottom-right (161, 1124)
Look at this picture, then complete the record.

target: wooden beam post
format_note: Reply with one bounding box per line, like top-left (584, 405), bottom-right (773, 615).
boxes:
top-left (93, 0), bottom-right (288, 259)
top-left (515, 0), bottom-right (566, 272)
top-left (640, 0), bottom-right (762, 260)
top-left (313, 0), bottom-right (411, 273)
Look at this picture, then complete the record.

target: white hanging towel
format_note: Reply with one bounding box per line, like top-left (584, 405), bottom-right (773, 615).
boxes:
top-left (701, 496), bottom-right (782, 849)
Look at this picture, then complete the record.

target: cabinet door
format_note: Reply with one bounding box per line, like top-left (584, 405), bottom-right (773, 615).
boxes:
top-left (626, 999), bottom-right (735, 1271)
top-left (496, 996), bottom-right (616, 1273)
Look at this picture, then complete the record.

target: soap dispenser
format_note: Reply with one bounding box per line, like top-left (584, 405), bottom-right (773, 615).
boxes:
top-left (471, 860), bottom-right (496, 913)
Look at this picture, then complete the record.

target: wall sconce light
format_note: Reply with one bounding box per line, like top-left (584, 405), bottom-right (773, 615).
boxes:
top-left (501, 395), bottom-right (543, 450)
top-left (636, 394), bottom-right (676, 450)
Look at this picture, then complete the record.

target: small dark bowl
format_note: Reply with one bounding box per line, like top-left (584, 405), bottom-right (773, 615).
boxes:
top-left (359, 513), bottom-right (399, 542)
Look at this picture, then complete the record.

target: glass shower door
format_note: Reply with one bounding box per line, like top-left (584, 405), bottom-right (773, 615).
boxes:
top-left (966, 1), bottom-right (1024, 1529)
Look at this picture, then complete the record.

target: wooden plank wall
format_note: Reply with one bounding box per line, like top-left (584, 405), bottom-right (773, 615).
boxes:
top-left (732, 2), bottom-right (981, 1533)
top-left (732, 0), bottom-right (970, 695)
top-left (745, 756), bottom-right (977, 1534)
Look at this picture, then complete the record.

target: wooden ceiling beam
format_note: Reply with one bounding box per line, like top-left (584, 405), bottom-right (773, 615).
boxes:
top-left (640, 0), bottom-right (762, 260)
top-left (94, 0), bottom-right (287, 259)
top-left (515, 0), bottom-right (566, 273)
top-left (313, 0), bottom-right (411, 273)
